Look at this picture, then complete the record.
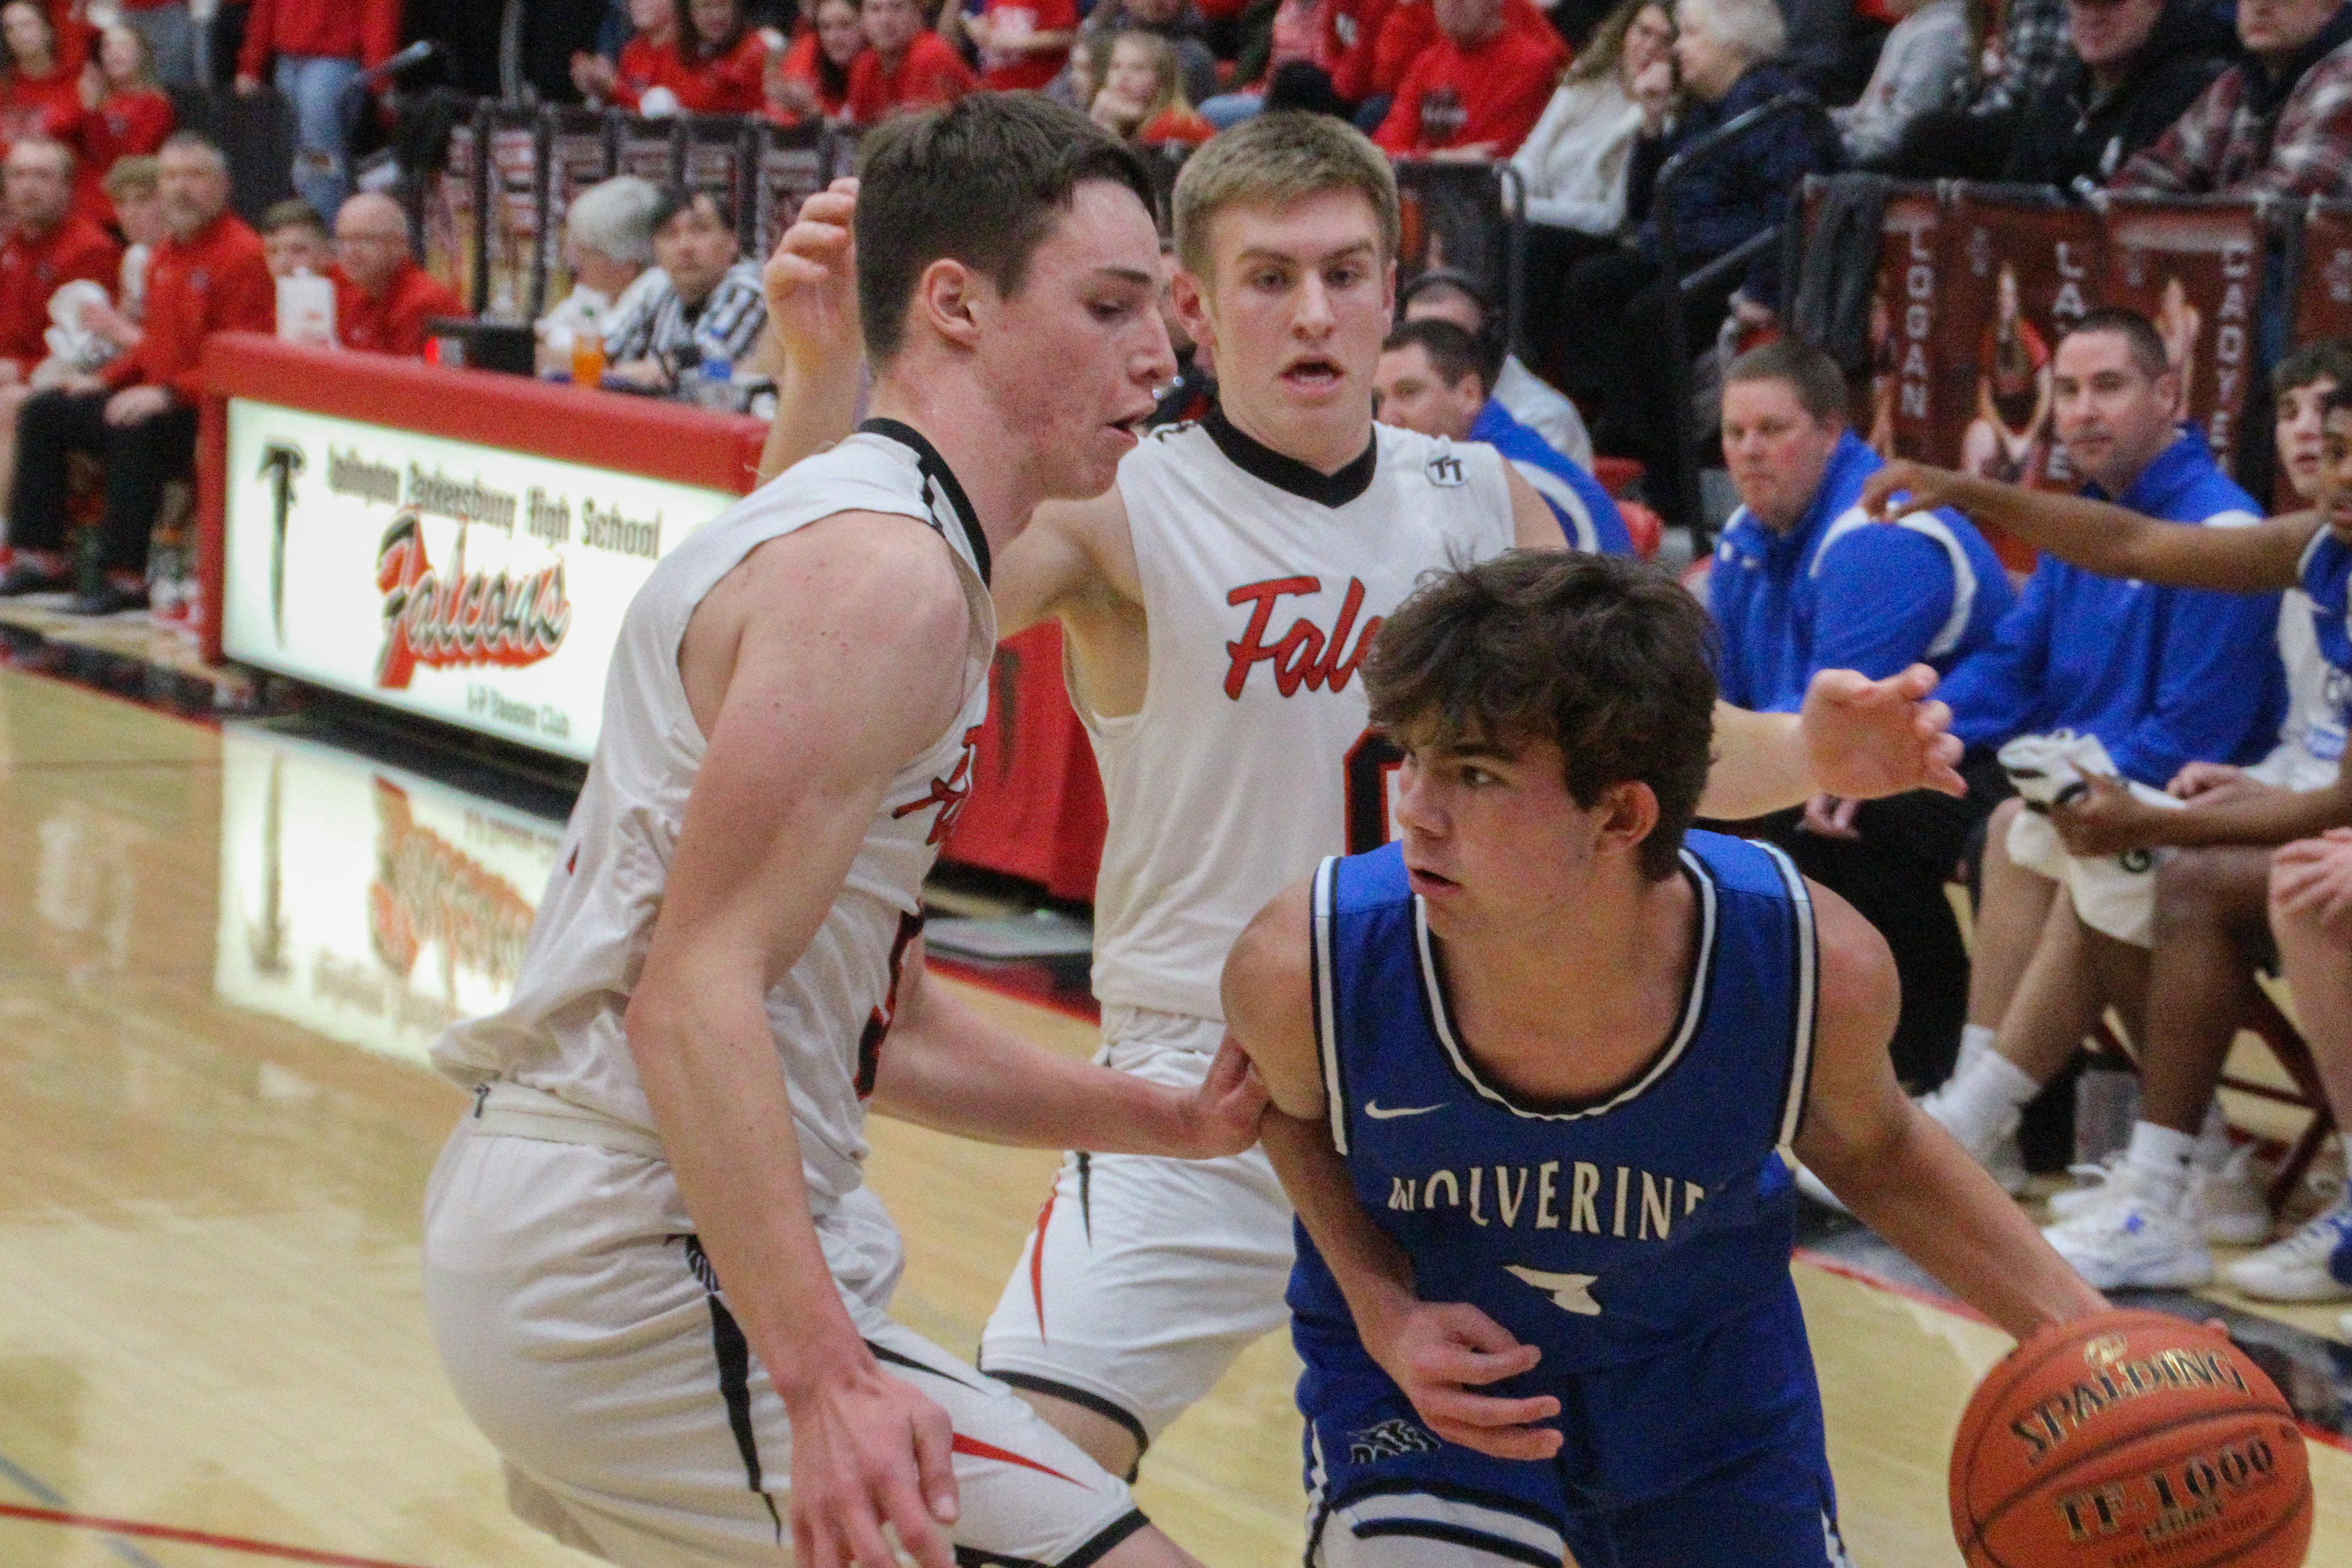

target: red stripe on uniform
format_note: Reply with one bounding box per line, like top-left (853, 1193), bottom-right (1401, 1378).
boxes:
top-left (1028, 1189), bottom-right (1055, 1342)
top-left (949, 1433), bottom-right (1082, 1485)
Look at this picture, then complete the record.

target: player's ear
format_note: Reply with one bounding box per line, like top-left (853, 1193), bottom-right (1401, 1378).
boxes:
top-left (911, 256), bottom-right (984, 351)
top-left (1595, 780), bottom-right (1660, 863)
top-left (1170, 266), bottom-right (1213, 353)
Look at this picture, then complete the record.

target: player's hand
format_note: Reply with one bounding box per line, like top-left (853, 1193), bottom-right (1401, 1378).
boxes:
top-left (1858, 459), bottom-right (1969, 523)
top-left (2049, 774), bottom-right (2165, 857)
top-left (1169, 1035), bottom-right (1269, 1157)
top-left (2168, 760), bottom-right (2245, 800)
top-left (766, 178), bottom-right (864, 370)
top-left (1801, 793), bottom-right (1860, 839)
top-left (104, 384), bottom-right (172, 426)
top-left (1799, 665), bottom-right (1965, 801)
top-left (2270, 828), bottom-right (2352, 933)
top-left (784, 1357), bottom-right (959, 1568)
top-left (1367, 1301), bottom-right (1563, 1461)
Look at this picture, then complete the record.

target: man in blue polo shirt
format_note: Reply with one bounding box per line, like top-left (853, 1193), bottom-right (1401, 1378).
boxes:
top-left (1373, 318), bottom-right (1633, 556)
top-left (1846, 307), bottom-right (2285, 1198)
top-left (1708, 336), bottom-right (2015, 1091)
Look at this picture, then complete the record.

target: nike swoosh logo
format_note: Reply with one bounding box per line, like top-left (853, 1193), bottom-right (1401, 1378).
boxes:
top-left (1363, 1101), bottom-right (1445, 1120)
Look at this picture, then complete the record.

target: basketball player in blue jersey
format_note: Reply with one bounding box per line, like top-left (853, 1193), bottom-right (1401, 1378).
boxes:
top-left (1223, 553), bottom-right (2109, 1567)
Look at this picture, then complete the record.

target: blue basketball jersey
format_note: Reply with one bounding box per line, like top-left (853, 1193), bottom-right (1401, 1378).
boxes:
top-left (2300, 526), bottom-right (2352, 677)
top-left (1289, 831), bottom-right (1827, 1502)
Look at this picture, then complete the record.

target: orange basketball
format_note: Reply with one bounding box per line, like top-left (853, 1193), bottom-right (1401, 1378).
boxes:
top-left (1950, 1310), bottom-right (2312, 1568)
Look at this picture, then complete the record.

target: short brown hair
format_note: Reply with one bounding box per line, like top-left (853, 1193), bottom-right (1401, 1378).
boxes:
top-left (1365, 552), bottom-right (1717, 881)
top-left (2059, 307), bottom-right (2171, 381)
top-left (260, 198), bottom-right (328, 239)
top-left (2275, 337), bottom-right (2352, 396)
top-left (102, 154), bottom-right (158, 200)
top-left (1724, 336), bottom-right (1848, 422)
top-left (855, 92), bottom-right (1156, 366)
top-left (1171, 111), bottom-right (1399, 280)
top-left (1383, 317), bottom-right (1490, 396)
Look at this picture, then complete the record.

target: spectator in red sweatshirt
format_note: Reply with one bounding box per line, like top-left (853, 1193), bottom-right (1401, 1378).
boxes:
top-left (75, 25), bottom-right (175, 221)
top-left (968, 0), bottom-right (1080, 91)
top-left (233, 0), bottom-right (400, 221)
top-left (331, 192), bottom-right (464, 357)
top-left (0, 136), bottom-right (116, 518)
top-left (1374, 0), bottom-right (1568, 155)
top-left (0, 2), bottom-right (83, 154)
top-left (768, 0), bottom-right (865, 122)
top-left (845, 0), bottom-right (976, 123)
top-left (2, 131), bottom-right (271, 615)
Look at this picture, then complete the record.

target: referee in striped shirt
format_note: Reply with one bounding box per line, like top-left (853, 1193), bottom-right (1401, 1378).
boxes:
top-left (602, 186), bottom-right (770, 401)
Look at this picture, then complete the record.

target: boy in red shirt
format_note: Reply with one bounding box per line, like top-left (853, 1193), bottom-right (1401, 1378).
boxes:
top-left (1373, 0), bottom-right (1565, 157)
top-left (966, 0), bottom-right (1078, 91)
top-left (2, 132), bottom-right (270, 615)
top-left (330, 191), bottom-right (464, 356)
top-left (845, 0), bottom-right (976, 123)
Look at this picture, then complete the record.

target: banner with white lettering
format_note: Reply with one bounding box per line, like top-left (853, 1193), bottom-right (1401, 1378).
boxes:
top-left (1865, 188), bottom-right (1943, 460)
top-left (1938, 192), bottom-right (2104, 495)
top-left (220, 399), bottom-right (736, 762)
top-left (2100, 196), bottom-right (2262, 474)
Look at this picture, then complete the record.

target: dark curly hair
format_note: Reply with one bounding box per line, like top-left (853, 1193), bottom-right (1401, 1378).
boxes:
top-left (1365, 552), bottom-right (1718, 881)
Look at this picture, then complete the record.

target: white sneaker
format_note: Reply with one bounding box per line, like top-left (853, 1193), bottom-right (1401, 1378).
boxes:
top-left (2222, 1197), bottom-right (2352, 1302)
top-left (2188, 1144), bottom-right (2273, 1246)
top-left (1918, 1081), bottom-right (2029, 1196)
top-left (2043, 1177), bottom-right (2214, 1290)
top-left (2052, 1145), bottom-right (2273, 1245)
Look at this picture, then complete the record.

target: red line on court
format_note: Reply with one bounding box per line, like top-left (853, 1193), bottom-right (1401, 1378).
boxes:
top-left (0, 1501), bottom-right (440, 1568)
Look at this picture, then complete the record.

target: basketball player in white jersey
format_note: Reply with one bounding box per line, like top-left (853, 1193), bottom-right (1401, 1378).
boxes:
top-left (761, 113), bottom-right (1966, 1480)
top-left (420, 98), bottom-right (1268, 1568)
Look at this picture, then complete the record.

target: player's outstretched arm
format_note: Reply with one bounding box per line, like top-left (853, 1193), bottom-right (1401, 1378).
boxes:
top-left (868, 941), bottom-right (1265, 1157)
top-left (1223, 883), bottom-right (1564, 1461)
top-left (1701, 665), bottom-right (1965, 820)
top-left (1860, 459), bottom-right (2313, 593)
top-left (1791, 881), bottom-right (2108, 1343)
top-left (625, 514), bottom-right (979, 1568)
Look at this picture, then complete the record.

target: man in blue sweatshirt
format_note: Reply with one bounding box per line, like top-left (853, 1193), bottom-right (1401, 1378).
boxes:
top-left (1373, 319), bottom-right (1634, 556)
top-left (1708, 336), bottom-right (2017, 1088)
top-left (1864, 307), bottom-right (2286, 1192)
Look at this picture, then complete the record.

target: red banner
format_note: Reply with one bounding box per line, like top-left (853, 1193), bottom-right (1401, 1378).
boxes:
top-left (1865, 188), bottom-right (1944, 460)
top-left (2292, 201), bottom-right (2352, 346)
top-left (1939, 193), bottom-right (2104, 498)
top-left (2100, 196), bottom-right (2262, 472)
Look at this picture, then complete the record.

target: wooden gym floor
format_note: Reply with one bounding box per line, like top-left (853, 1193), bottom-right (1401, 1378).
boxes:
top-left (0, 663), bottom-right (2347, 1568)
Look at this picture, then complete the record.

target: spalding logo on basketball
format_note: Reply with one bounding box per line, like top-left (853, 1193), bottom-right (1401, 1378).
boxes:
top-left (1950, 1309), bottom-right (2312, 1567)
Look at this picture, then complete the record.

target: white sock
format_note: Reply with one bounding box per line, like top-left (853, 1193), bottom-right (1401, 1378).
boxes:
top-left (2192, 1100), bottom-right (2233, 1170)
top-left (1935, 1050), bottom-right (2039, 1148)
top-left (1957, 1024), bottom-right (1996, 1076)
top-left (2124, 1121), bottom-right (2196, 1211)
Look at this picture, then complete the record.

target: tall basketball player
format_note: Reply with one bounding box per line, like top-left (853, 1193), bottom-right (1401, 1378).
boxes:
top-left (1224, 552), bottom-right (2105, 1566)
top-left (420, 98), bottom-right (1265, 1568)
top-left (762, 112), bottom-right (1967, 1480)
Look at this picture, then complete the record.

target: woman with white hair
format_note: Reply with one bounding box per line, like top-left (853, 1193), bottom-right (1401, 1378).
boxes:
top-left (1555, 0), bottom-right (1834, 502)
top-left (536, 174), bottom-right (665, 373)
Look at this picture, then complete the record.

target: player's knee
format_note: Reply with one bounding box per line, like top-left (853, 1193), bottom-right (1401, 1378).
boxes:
top-left (2153, 844), bottom-right (2256, 922)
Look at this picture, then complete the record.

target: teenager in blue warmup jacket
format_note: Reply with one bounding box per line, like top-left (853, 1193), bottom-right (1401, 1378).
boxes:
top-left (1705, 337), bottom-right (2015, 1089)
top-left (1373, 319), bottom-right (1634, 557)
top-left (1853, 308), bottom-right (2287, 1193)
top-left (1221, 552), bottom-right (2106, 1568)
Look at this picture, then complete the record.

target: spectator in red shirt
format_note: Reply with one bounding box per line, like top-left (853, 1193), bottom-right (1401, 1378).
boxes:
top-left (3, 132), bottom-right (271, 614)
top-left (578, 0), bottom-right (771, 117)
top-left (767, 0), bottom-right (865, 122)
top-left (575, 0), bottom-right (681, 110)
top-left (845, 0), bottom-right (977, 124)
top-left (74, 26), bottom-right (175, 221)
top-left (258, 196), bottom-right (332, 278)
top-left (968, 0), bottom-right (1079, 91)
top-left (331, 191), bottom-right (464, 357)
top-left (0, 2), bottom-right (84, 155)
top-left (0, 136), bottom-right (116, 526)
top-left (233, 0), bottom-right (402, 221)
top-left (1374, 0), bottom-right (1568, 155)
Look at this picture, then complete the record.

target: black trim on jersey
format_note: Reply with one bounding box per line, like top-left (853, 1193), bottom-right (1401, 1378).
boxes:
top-left (1058, 1507), bottom-right (1151, 1567)
top-left (867, 1337), bottom-right (995, 1393)
top-left (1201, 405), bottom-right (1377, 509)
top-left (1413, 851), bottom-right (1717, 1121)
top-left (684, 1237), bottom-right (784, 1542)
top-left (1075, 1151), bottom-right (1094, 1244)
top-left (981, 1370), bottom-right (1150, 1467)
top-left (860, 416), bottom-right (991, 586)
top-left (1354, 1520), bottom-right (1560, 1567)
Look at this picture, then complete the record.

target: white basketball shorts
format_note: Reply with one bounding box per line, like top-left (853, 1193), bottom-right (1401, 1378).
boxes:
top-left (978, 1008), bottom-right (1297, 1452)
top-left (423, 1111), bottom-right (1145, 1567)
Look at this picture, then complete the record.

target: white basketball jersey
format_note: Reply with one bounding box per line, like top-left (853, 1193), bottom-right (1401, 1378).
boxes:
top-left (1089, 411), bottom-right (1517, 1022)
top-left (432, 421), bottom-right (996, 1216)
top-left (2249, 589), bottom-right (2349, 791)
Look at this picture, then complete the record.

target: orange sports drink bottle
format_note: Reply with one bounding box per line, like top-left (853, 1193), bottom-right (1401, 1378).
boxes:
top-left (571, 327), bottom-right (606, 387)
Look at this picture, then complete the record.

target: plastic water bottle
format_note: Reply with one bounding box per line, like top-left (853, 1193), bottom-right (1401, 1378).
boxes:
top-left (694, 356), bottom-right (734, 412)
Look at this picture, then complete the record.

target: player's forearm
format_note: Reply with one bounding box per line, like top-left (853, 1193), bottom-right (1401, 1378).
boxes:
top-left (869, 980), bottom-right (1196, 1154)
top-left (1822, 1108), bottom-right (2106, 1343)
top-left (1936, 470), bottom-right (2163, 577)
top-left (626, 983), bottom-right (870, 1390)
top-left (1700, 703), bottom-right (1812, 819)
top-left (2146, 781), bottom-right (2352, 848)
top-left (758, 346), bottom-right (863, 484)
top-left (1261, 1112), bottom-right (1422, 1345)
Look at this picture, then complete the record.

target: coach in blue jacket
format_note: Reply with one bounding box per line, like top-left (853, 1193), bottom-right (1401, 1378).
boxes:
top-left (1707, 337), bottom-right (2015, 1087)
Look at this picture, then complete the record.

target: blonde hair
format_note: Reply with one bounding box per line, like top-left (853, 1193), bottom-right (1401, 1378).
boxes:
top-left (1110, 29), bottom-right (1189, 119)
top-left (1568, 0), bottom-right (1670, 84)
top-left (1172, 111), bottom-right (1399, 279)
top-left (102, 153), bottom-right (158, 200)
top-left (96, 24), bottom-right (158, 92)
